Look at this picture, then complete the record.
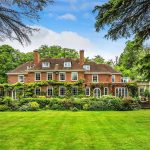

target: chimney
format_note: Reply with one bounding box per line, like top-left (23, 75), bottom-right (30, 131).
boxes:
top-left (34, 50), bottom-right (40, 66)
top-left (79, 50), bottom-right (84, 66)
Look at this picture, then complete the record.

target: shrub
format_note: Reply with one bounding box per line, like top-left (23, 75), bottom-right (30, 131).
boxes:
top-left (0, 105), bottom-right (9, 111)
top-left (50, 104), bottom-right (62, 110)
top-left (19, 105), bottom-right (29, 111)
top-left (83, 104), bottom-right (89, 110)
top-left (70, 107), bottom-right (78, 112)
top-left (28, 102), bottom-right (39, 111)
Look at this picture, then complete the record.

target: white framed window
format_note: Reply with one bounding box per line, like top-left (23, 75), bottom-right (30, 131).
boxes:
top-left (64, 62), bottom-right (71, 67)
top-left (72, 87), bottom-right (78, 95)
top-left (104, 87), bottom-right (109, 95)
top-left (83, 65), bottom-right (90, 71)
top-left (139, 88), bottom-right (145, 96)
top-left (59, 87), bottom-right (66, 96)
top-left (42, 62), bottom-right (50, 68)
top-left (85, 87), bottom-right (90, 96)
top-left (122, 77), bottom-right (130, 83)
top-left (12, 90), bottom-right (16, 99)
top-left (35, 72), bottom-right (41, 81)
top-left (115, 87), bottom-right (128, 97)
top-left (59, 72), bottom-right (66, 81)
top-left (18, 75), bottom-right (24, 83)
top-left (92, 74), bottom-right (98, 83)
top-left (47, 87), bottom-right (53, 96)
top-left (47, 72), bottom-right (53, 80)
top-left (112, 75), bottom-right (115, 83)
top-left (71, 72), bottom-right (78, 81)
top-left (35, 87), bottom-right (41, 95)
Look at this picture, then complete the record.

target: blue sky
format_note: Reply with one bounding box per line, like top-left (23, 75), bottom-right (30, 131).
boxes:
top-left (0, 0), bottom-right (134, 60)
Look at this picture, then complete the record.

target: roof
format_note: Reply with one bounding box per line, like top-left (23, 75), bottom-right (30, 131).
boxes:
top-left (7, 58), bottom-right (121, 74)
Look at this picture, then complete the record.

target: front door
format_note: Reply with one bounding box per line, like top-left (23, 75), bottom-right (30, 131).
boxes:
top-left (93, 88), bottom-right (101, 98)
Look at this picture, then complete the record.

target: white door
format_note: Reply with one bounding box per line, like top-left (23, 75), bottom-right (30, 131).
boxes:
top-left (93, 88), bottom-right (101, 98)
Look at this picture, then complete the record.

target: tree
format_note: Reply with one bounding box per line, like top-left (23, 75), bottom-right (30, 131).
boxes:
top-left (0, 0), bottom-right (53, 44)
top-left (92, 55), bottom-right (105, 64)
top-left (0, 45), bottom-right (33, 83)
top-left (94, 0), bottom-right (150, 41)
top-left (38, 45), bottom-right (79, 59)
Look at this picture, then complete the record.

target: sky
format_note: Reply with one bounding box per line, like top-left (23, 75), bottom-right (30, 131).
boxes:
top-left (0, 0), bottom-right (140, 60)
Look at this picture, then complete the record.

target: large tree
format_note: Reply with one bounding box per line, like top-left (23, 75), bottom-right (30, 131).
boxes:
top-left (0, 0), bottom-right (53, 44)
top-left (94, 0), bottom-right (150, 41)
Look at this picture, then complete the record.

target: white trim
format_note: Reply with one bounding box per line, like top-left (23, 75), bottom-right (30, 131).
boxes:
top-left (92, 74), bottom-right (98, 83)
top-left (85, 87), bottom-right (90, 96)
top-left (47, 86), bottom-right (53, 96)
top-left (47, 72), bottom-right (53, 81)
top-left (71, 72), bottom-right (78, 81)
top-left (59, 72), bottom-right (66, 81)
top-left (12, 90), bottom-right (16, 100)
top-left (59, 86), bottom-right (66, 96)
top-left (26, 69), bottom-right (84, 72)
top-left (35, 72), bottom-right (41, 81)
top-left (7, 72), bottom-right (28, 75)
top-left (104, 87), bottom-right (109, 95)
top-left (18, 75), bottom-right (24, 83)
top-left (84, 72), bottom-right (121, 75)
top-left (34, 87), bottom-right (41, 95)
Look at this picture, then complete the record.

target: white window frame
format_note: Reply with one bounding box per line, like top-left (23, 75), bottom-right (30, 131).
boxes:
top-left (12, 90), bottom-right (16, 100)
top-left (112, 75), bottom-right (115, 83)
top-left (34, 87), bottom-right (41, 95)
top-left (104, 87), bottom-right (109, 95)
top-left (18, 75), bottom-right (24, 83)
top-left (47, 72), bottom-right (53, 81)
top-left (92, 74), bottom-right (98, 83)
top-left (35, 72), bottom-right (41, 81)
top-left (85, 87), bottom-right (90, 96)
top-left (42, 62), bottom-right (50, 68)
top-left (71, 72), bottom-right (78, 81)
top-left (83, 65), bottom-right (90, 71)
top-left (59, 72), bottom-right (66, 81)
top-left (59, 86), bottom-right (66, 96)
top-left (64, 62), bottom-right (71, 68)
top-left (47, 86), bottom-right (53, 96)
top-left (115, 87), bottom-right (128, 97)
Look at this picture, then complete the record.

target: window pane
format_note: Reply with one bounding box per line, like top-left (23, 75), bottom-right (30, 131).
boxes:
top-left (72, 72), bottom-right (78, 80)
top-left (112, 75), bottom-right (115, 83)
top-left (104, 87), bottom-right (108, 95)
top-left (18, 75), bottom-right (24, 82)
top-left (47, 73), bottom-right (53, 80)
top-left (35, 88), bottom-right (40, 95)
top-left (36, 73), bottom-right (41, 81)
top-left (59, 73), bottom-right (65, 81)
top-left (93, 74), bottom-right (98, 82)
top-left (47, 87), bottom-right (53, 96)
top-left (59, 87), bottom-right (66, 96)
top-left (85, 88), bottom-right (90, 96)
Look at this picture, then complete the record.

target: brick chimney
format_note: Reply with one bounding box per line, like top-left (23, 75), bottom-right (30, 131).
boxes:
top-left (34, 50), bottom-right (40, 66)
top-left (79, 50), bottom-right (84, 66)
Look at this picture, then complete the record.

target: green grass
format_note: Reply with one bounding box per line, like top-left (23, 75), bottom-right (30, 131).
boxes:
top-left (0, 110), bottom-right (150, 150)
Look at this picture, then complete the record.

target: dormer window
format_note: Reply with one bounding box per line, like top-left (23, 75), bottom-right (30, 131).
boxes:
top-left (64, 62), bottom-right (71, 67)
top-left (42, 62), bottom-right (50, 68)
top-left (83, 65), bottom-right (90, 71)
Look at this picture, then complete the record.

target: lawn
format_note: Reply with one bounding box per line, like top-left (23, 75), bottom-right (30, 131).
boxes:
top-left (0, 110), bottom-right (150, 150)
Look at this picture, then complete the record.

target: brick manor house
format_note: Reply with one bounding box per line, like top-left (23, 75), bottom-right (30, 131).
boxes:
top-left (6, 50), bottom-right (129, 99)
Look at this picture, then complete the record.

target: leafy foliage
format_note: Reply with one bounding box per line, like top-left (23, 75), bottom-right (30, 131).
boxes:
top-left (0, 0), bottom-right (53, 44)
top-left (94, 0), bottom-right (150, 41)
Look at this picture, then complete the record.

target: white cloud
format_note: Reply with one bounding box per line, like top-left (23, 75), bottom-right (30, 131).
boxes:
top-left (0, 26), bottom-right (95, 54)
top-left (58, 13), bottom-right (76, 21)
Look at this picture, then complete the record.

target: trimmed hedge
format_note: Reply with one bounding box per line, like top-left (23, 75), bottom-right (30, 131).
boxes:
top-left (0, 96), bottom-right (141, 111)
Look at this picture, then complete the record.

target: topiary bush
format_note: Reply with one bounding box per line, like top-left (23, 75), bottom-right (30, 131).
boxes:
top-left (28, 102), bottom-right (39, 111)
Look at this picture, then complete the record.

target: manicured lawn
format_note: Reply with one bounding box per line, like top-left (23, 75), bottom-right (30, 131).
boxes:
top-left (0, 110), bottom-right (150, 150)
